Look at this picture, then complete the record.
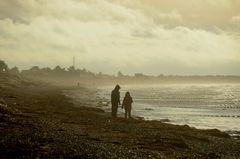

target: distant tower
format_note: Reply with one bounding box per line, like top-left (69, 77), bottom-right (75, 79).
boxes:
top-left (73, 56), bottom-right (75, 69)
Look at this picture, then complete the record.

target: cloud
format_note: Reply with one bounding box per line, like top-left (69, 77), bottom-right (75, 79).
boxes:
top-left (231, 16), bottom-right (240, 26)
top-left (231, 16), bottom-right (240, 21)
top-left (0, 0), bottom-right (240, 75)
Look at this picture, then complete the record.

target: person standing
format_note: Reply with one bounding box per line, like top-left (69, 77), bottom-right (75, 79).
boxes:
top-left (111, 85), bottom-right (121, 118)
top-left (122, 92), bottom-right (133, 119)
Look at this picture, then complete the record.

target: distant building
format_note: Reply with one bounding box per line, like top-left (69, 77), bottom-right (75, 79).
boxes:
top-left (134, 73), bottom-right (148, 79)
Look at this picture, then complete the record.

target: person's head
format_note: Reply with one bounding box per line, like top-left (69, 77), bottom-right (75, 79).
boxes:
top-left (114, 84), bottom-right (121, 90)
top-left (125, 91), bottom-right (130, 97)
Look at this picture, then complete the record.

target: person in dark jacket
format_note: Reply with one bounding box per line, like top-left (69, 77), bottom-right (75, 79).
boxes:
top-left (111, 85), bottom-right (121, 118)
top-left (122, 92), bottom-right (133, 119)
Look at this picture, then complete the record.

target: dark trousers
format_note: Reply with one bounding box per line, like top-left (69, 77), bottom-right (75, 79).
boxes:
top-left (112, 104), bottom-right (118, 118)
top-left (124, 108), bottom-right (131, 119)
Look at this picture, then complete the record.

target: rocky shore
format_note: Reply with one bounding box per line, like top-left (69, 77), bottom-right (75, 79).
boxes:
top-left (0, 77), bottom-right (240, 158)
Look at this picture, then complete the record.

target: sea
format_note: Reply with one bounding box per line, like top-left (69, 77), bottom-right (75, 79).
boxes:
top-left (98, 84), bottom-right (240, 137)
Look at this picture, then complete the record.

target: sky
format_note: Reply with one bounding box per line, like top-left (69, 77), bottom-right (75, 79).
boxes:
top-left (0, 0), bottom-right (240, 75)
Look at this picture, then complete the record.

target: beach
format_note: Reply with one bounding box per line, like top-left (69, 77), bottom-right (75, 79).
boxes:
top-left (98, 85), bottom-right (240, 137)
top-left (1, 78), bottom-right (240, 158)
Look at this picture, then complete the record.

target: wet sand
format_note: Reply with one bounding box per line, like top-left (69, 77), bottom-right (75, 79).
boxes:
top-left (1, 83), bottom-right (240, 158)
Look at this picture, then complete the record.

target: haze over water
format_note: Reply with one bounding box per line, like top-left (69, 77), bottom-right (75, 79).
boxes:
top-left (100, 84), bottom-right (240, 132)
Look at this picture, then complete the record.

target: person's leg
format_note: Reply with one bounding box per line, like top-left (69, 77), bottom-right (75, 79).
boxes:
top-left (114, 104), bottom-right (118, 117)
top-left (111, 105), bottom-right (114, 117)
top-left (112, 104), bottom-right (117, 118)
top-left (129, 109), bottom-right (131, 118)
top-left (115, 105), bottom-right (118, 117)
top-left (125, 109), bottom-right (127, 119)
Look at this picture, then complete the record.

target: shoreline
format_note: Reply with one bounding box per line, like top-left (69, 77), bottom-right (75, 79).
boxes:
top-left (1, 84), bottom-right (240, 158)
top-left (65, 86), bottom-right (240, 140)
top-left (96, 85), bottom-right (240, 139)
